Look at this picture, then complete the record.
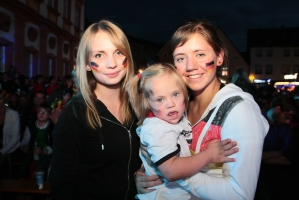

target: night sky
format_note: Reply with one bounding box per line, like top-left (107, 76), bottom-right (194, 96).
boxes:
top-left (85, 0), bottom-right (299, 52)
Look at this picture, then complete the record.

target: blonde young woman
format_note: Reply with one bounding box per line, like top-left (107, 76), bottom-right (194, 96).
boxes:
top-left (50, 20), bottom-right (141, 199)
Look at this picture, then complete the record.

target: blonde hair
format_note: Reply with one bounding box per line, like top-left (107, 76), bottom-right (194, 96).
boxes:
top-left (76, 19), bottom-right (135, 129)
top-left (126, 63), bottom-right (188, 125)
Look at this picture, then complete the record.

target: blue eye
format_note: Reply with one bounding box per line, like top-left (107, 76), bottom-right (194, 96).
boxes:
top-left (156, 98), bottom-right (163, 102)
top-left (116, 51), bottom-right (123, 56)
top-left (174, 92), bottom-right (179, 97)
top-left (95, 53), bottom-right (102, 58)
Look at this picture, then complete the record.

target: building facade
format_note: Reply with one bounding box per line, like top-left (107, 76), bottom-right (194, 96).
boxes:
top-left (248, 27), bottom-right (299, 83)
top-left (0, 0), bottom-right (85, 79)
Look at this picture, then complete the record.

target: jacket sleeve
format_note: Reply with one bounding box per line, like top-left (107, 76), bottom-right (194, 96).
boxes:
top-left (50, 102), bottom-right (85, 200)
top-left (20, 126), bottom-right (30, 148)
top-left (177, 101), bottom-right (269, 200)
top-left (0, 110), bottom-right (20, 154)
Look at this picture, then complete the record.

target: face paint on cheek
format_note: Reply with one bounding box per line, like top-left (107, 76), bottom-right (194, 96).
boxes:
top-left (90, 61), bottom-right (99, 71)
top-left (205, 61), bottom-right (215, 70)
top-left (122, 58), bottom-right (128, 68)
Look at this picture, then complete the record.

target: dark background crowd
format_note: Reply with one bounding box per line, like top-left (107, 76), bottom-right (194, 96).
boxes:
top-left (0, 65), bottom-right (298, 200)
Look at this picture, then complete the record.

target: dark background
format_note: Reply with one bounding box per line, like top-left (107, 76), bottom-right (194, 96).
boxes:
top-left (85, 0), bottom-right (299, 53)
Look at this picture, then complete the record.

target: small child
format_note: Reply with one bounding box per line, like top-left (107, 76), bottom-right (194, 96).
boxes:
top-left (20, 102), bottom-right (54, 180)
top-left (126, 63), bottom-right (237, 199)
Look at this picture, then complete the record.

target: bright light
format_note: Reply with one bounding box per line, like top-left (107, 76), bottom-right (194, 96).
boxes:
top-left (284, 73), bottom-right (298, 80)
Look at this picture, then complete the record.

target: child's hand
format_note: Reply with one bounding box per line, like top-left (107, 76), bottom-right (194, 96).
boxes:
top-left (206, 139), bottom-right (239, 163)
top-left (34, 147), bottom-right (42, 155)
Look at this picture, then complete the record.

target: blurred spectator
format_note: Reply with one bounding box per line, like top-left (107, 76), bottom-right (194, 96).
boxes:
top-left (7, 65), bottom-right (16, 80)
top-left (33, 75), bottom-right (45, 94)
top-left (21, 91), bottom-right (46, 134)
top-left (256, 95), bottom-right (299, 199)
top-left (0, 89), bottom-right (21, 179)
top-left (7, 93), bottom-right (20, 111)
top-left (0, 72), bottom-right (18, 94)
top-left (19, 102), bottom-right (54, 180)
top-left (45, 76), bottom-right (58, 96)
top-left (47, 75), bottom-right (73, 105)
top-left (231, 68), bottom-right (258, 99)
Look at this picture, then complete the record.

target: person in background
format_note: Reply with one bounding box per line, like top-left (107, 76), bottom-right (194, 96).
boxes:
top-left (126, 63), bottom-right (238, 199)
top-left (50, 19), bottom-right (141, 199)
top-left (0, 89), bottom-right (21, 179)
top-left (136, 19), bottom-right (269, 200)
top-left (21, 91), bottom-right (46, 134)
top-left (33, 75), bottom-right (44, 94)
top-left (19, 102), bottom-right (54, 180)
top-left (47, 75), bottom-right (73, 105)
top-left (231, 68), bottom-right (258, 100)
top-left (255, 95), bottom-right (299, 200)
top-left (45, 76), bottom-right (58, 96)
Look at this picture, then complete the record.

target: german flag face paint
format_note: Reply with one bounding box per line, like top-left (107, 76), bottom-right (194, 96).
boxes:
top-left (205, 61), bottom-right (214, 70)
top-left (122, 57), bottom-right (128, 68)
top-left (90, 61), bottom-right (99, 71)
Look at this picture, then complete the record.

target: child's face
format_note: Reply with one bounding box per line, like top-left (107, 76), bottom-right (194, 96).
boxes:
top-left (37, 108), bottom-right (50, 122)
top-left (147, 74), bottom-right (186, 124)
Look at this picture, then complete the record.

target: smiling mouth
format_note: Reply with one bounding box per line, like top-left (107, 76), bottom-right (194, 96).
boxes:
top-left (106, 71), bottom-right (119, 76)
top-left (188, 74), bottom-right (202, 79)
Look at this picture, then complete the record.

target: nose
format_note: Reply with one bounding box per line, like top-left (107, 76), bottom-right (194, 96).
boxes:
top-left (106, 55), bottom-right (117, 69)
top-left (186, 57), bottom-right (198, 72)
top-left (166, 98), bottom-right (175, 108)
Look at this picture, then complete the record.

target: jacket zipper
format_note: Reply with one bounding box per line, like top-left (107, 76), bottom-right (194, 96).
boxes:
top-left (100, 116), bottom-right (135, 200)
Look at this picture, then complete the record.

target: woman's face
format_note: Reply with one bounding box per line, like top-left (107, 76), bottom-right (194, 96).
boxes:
top-left (87, 30), bottom-right (127, 88)
top-left (173, 33), bottom-right (223, 93)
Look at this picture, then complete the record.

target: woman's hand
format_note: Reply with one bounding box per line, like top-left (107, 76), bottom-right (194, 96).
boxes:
top-left (206, 138), bottom-right (239, 163)
top-left (135, 164), bottom-right (163, 194)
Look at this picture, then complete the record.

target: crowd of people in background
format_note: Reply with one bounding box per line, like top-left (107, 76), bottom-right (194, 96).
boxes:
top-left (0, 66), bottom-right (76, 186)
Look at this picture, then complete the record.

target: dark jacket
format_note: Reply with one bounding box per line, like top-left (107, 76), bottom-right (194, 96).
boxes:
top-left (19, 120), bottom-right (54, 179)
top-left (50, 95), bottom-right (141, 200)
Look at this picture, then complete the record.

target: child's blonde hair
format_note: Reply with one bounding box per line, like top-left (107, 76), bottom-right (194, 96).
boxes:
top-left (126, 63), bottom-right (188, 125)
top-left (76, 19), bottom-right (135, 128)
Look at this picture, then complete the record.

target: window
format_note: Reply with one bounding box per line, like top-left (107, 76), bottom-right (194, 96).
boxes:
top-left (0, 45), bottom-right (5, 72)
top-left (266, 49), bottom-right (273, 57)
top-left (63, 62), bottom-right (67, 76)
top-left (63, 0), bottom-right (69, 18)
top-left (294, 65), bottom-right (299, 73)
top-left (48, 58), bottom-right (53, 76)
top-left (265, 65), bottom-right (273, 74)
top-left (26, 51), bottom-right (33, 77)
top-left (294, 49), bottom-right (299, 57)
top-left (48, 0), bottom-right (55, 7)
top-left (221, 67), bottom-right (228, 76)
top-left (282, 65), bottom-right (291, 74)
top-left (284, 49), bottom-right (290, 57)
top-left (255, 65), bottom-right (262, 74)
top-left (75, 6), bottom-right (79, 27)
top-left (256, 49), bottom-right (262, 57)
